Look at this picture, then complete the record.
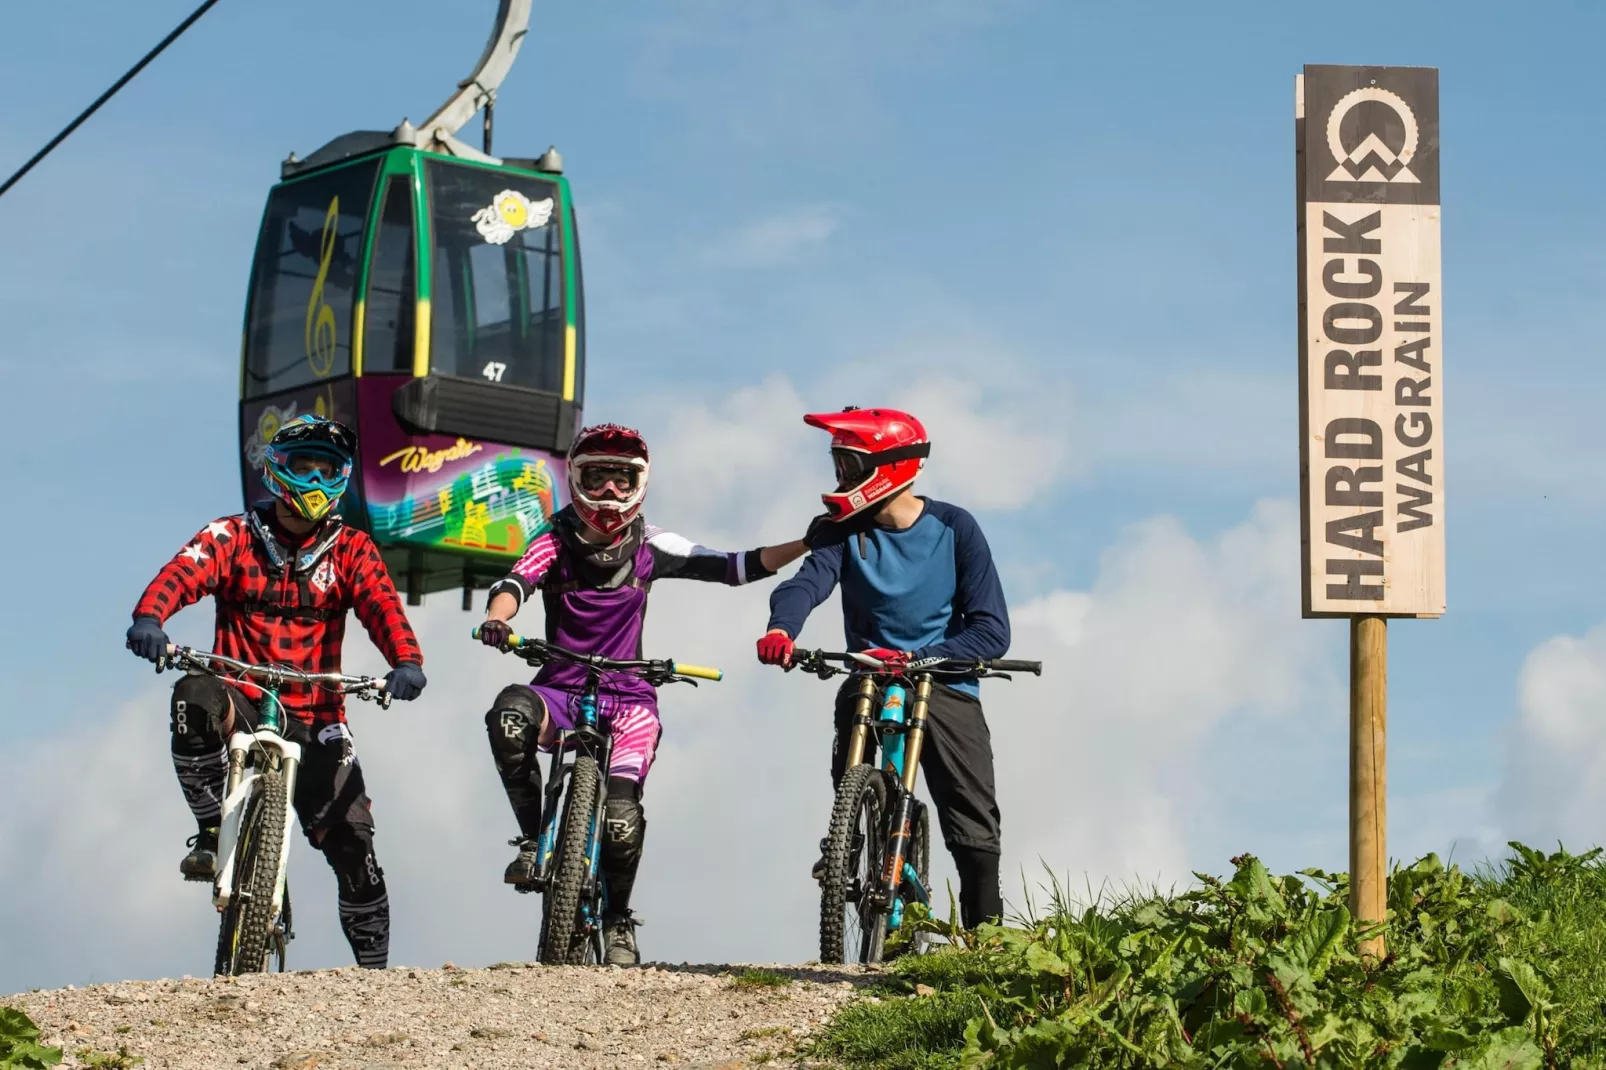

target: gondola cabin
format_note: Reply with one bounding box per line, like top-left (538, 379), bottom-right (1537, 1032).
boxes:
top-left (237, 128), bottom-right (581, 606)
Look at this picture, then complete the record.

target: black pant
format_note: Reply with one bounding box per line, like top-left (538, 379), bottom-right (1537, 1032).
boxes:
top-left (831, 679), bottom-right (1003, 928)
top-left (170, 674), bottom-right (389, 969)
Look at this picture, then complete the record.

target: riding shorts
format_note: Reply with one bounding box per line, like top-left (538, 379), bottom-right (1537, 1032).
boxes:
top-left (526, 684), bottom-right (663, 785)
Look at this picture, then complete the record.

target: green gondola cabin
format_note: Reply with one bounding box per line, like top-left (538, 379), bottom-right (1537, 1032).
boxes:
top-left (238, 129), bottom-right (582, 606)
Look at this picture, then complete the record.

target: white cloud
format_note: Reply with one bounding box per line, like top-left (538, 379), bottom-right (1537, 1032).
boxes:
top-left (704, 206), bottom-right (840, 267)
top-left (1494, 623), bottom-right (1606, 850)
top-left (0, 376), bottom-right (1341, 991)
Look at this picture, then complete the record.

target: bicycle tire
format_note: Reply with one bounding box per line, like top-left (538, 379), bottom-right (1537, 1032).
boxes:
top-left (819, 764), bottom-right (887, 964)
top-left (214, 771), bottom-right (289, 975)
top-left (539, 754), bottom-right (601, 966)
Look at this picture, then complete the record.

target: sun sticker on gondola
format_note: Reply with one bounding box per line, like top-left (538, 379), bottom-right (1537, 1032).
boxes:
top-left (472, 190), bottom-right (555, 245)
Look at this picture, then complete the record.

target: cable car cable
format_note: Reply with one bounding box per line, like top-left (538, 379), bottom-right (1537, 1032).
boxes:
top-left (0, 0), bottom-right (223, 202)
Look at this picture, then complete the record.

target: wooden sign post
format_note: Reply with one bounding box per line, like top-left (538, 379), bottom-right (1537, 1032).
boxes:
top-left (1296, 65), bottom-right (1445, 957)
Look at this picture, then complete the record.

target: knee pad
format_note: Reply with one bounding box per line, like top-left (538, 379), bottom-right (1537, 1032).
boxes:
top-left (485, 685), bottom-right (543, 769)
top-left (319, 823), bottom-right (386, 904)
top-left (170, 674), bottom-right (230, 754)
top-left (603, 782), bottom-right (646, 864)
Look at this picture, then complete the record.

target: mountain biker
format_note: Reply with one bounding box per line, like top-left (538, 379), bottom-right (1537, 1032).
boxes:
top-left (756, 407), bottom-right (1011, 931)
top-left (476, 422), bottom-right (808, 966)
top-left (125, 414), bottom-right (426, 971)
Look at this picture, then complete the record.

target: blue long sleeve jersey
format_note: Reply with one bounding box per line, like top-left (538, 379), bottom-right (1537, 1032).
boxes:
top-left (766, 498), bottom-right (1010, 697)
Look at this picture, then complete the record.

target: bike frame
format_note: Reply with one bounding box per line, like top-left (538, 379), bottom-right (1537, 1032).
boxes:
top-left (530, 676), bottom-right (614, 914)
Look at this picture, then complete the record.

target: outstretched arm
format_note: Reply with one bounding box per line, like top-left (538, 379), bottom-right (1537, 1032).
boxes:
top-left (645, 528), bottom-right (804, 585)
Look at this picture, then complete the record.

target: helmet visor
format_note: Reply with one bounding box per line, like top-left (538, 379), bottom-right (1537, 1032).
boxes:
top-left (578, 463), bottom-right (642, 497)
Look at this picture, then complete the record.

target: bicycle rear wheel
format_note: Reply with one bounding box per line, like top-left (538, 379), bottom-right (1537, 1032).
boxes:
top-left (214, 771), bottom-right (289, 975)
top-left (819, 764), bottom-right (887, 964)
top-left (539, 755), bottom-right (601, 965)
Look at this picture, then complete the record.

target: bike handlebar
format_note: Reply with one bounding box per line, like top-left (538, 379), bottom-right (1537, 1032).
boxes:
top-left (161, 645), bottom-right (393, 708)
top-left (788, 648), bottom-right (1043, 678)
top-left (470, 627), bottom-right (724, 683)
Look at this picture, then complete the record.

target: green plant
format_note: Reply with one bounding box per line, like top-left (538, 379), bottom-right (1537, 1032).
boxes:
top-left (816, 844), bottom-right (1606, 1069)
top-left (729, 968), bottom-right (792, 989)
top-left (0, 1008), bottom-right (62, 1069)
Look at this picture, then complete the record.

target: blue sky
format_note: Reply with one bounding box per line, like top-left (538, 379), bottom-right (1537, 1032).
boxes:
top-left (2, 0), bottom-right (1605, 988)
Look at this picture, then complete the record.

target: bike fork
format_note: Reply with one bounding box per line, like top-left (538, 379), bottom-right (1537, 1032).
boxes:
top-left (874, 677), bottom-right (933, 909)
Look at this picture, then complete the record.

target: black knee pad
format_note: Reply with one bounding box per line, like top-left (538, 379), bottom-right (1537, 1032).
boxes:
top-left (319, 823), bottom-right (386, 904)
top-left (603, 780), bottom-right (646, 864)
top-left (485, 685), bottom-right (543, 769)
top-left (170, 674), bottom-right (230, 754)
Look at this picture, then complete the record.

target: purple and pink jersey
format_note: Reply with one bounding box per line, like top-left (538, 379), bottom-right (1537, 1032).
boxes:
top-left (488, 519), bottom-right (774, 783)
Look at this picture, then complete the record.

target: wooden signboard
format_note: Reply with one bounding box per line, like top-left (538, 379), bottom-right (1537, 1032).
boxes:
top-left (1297, 65), bottom-right (1445, 619)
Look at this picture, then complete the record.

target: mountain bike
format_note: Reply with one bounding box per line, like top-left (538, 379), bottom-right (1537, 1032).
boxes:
top-left (157, 645), bottom-right (390, 976)
top-left (473, 628), bottom-right (722, 964)
top-left (786, 649), bottom-right (1042, 964)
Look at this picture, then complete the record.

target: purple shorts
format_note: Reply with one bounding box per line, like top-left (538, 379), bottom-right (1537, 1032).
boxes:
top-left (527, 684), bottom-right (662, 784)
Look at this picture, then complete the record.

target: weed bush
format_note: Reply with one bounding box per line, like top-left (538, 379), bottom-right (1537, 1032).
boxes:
top-left (815, 844), bottom-right (1606, 1069)
top-left (0, 1008), bottom-right (61, 1069)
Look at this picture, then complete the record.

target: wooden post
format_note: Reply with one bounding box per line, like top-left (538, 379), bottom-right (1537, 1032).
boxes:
top-left (1350, 615), bottom-right (1387, 957)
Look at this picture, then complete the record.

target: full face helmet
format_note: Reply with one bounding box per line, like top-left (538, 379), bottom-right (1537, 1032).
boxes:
top-left (567, 423), bottom-right (650, 537)
top-left (261, 414), bottom-right (357, 522)
top-left (804, 406), bottom-right (930, 520)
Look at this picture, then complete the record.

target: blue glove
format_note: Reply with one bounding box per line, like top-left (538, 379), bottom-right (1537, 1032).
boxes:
top-left (385, 663), bottom-right (427, 702)
top-left (126, 616), bottom-right (169, 663)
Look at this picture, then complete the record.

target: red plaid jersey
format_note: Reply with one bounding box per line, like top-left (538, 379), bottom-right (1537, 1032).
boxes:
top-left (132, 509), bottom-right (423, 727)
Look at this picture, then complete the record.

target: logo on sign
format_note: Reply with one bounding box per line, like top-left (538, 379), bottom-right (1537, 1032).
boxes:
top-left (1326, 87), bottom-right (1420, 184)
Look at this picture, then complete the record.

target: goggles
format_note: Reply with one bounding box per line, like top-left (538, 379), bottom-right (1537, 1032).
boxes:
top-left (578, 463), bottom-right (642, 495)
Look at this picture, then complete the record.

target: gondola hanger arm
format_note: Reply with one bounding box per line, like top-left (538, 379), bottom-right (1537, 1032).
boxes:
top-left (417, 0), bottom-right (531, 157)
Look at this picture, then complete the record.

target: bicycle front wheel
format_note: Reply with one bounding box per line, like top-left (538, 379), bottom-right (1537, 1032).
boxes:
top-left (214, 771), bottom-right (290, 976)
top-left (539, 755), bottom-right (601, 966)
top-left (819, 764), bottom-right (888, 964)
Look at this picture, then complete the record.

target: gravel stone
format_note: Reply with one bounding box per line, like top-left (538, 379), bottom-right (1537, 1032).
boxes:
top-left (7, 964), bottom-right (870, 1068)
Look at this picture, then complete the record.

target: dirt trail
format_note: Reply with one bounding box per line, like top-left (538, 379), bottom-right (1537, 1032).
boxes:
top-left (9, 962), bottom-right (875, 1069)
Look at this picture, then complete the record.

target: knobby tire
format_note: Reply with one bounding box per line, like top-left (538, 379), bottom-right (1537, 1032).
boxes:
top-left (540, 754), bottom-right (601, 966)
top-left (214, 771), bottom-right (289, 975)
top-left (819, 763), bottom-right (887, 964)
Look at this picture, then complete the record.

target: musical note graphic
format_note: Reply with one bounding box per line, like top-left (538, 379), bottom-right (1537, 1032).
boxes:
top-left (305, 197), bottom-right (340, 378)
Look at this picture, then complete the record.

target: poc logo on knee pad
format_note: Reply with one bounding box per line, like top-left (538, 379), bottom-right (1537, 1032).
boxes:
top-left (174, 701), bottom-right (189, 735)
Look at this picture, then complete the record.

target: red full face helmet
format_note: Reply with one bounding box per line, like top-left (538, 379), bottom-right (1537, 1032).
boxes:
top-left (567, 423), bottom-right (650, 537)
top-left (804, 407), bottom-right (930, 520)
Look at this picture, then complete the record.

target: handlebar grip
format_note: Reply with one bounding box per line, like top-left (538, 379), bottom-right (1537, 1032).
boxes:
top-left (671, 663), bottom-right (724, 682)
top-left (470, 626), bottom-right (526, 647)
top-left (988, 659), bottom-right (1043, 675)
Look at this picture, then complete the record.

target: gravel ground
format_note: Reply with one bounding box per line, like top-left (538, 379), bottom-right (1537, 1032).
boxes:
top-left (8, 962), bottom-right (876, 1069)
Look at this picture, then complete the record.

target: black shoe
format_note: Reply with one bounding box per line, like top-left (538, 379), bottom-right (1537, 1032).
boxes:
top-left (181, 828), bottom-right (218, 881)
top-left (811, 836), bottom-right (829, 883)
top-left (504, 838), bottom-right (539, 886)
top-left (603, 912), bottom-right (641, 966)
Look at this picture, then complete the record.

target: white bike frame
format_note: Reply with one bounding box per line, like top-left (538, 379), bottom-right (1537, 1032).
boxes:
top-left (213, 728), bottom-right (301, 918)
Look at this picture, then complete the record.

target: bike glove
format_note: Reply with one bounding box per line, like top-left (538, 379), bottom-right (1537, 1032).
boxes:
top-left (477, 618), bottom-right (514, 649)
top-left (860, 647), bottom-right (910, 672)
top-left (126, 616), bottom-right (169, 664)
top-left (756, 630), bottom-right (795, 666)
top-left (385, 663), bottom-right (427, 701)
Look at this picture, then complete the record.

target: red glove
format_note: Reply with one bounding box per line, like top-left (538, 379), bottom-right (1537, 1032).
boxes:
top-left (861, 647), bottom-right (910, 672)
top-left (756, 630), bottom-right (795, 666)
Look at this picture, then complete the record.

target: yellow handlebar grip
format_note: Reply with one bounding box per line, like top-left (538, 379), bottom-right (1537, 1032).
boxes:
top-left (672, 663), bottom-right (724, 682)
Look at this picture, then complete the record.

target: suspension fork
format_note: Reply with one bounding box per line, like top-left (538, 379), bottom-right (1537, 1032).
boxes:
top-left (875, 674), bottom-right (933, 908)
top-left (842, 676), bottom-right (878, 770)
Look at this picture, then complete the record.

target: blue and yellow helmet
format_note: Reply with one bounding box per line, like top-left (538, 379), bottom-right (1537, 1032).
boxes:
top-left (261, 415), bottom-right (357, 521)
